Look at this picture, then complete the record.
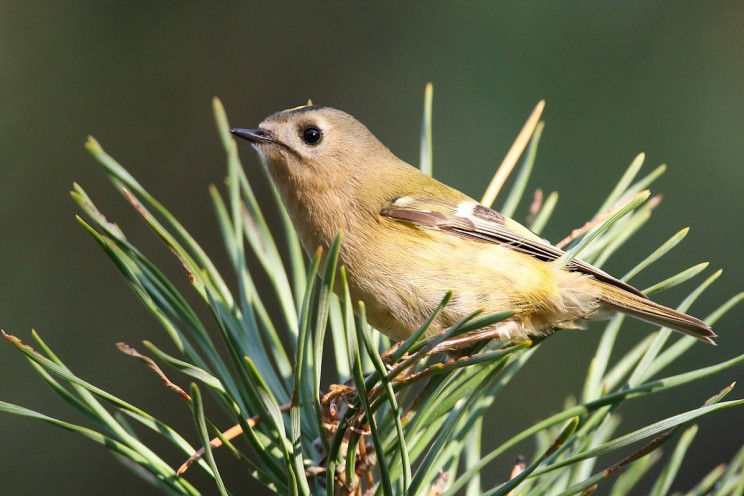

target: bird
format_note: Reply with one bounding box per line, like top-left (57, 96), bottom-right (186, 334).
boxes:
top-left (230, 105), bottom-right (716, 345)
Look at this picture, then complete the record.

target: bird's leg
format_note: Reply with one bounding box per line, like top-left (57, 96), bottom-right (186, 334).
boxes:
top-left (426, 321), bottom-right (520, 356)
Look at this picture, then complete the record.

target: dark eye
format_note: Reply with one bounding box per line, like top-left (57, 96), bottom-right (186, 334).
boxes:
top-left (302, 127), bottom-right (322, 145)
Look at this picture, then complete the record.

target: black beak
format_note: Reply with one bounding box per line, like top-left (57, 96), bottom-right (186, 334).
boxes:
top-left (230, 128), bottom-right (275, 144)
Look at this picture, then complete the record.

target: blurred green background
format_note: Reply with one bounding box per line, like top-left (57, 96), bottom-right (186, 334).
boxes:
top-left (2, 3), bottom-right (743, 494)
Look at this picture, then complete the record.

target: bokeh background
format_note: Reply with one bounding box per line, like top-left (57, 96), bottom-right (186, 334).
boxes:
top-left (2, 3), bottom-right (743, 494)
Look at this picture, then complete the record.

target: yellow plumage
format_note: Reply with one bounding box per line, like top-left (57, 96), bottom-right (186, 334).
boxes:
top-left (231, 105), bottom-right (716, 345)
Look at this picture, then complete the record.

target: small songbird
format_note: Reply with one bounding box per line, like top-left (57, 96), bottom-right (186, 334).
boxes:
top-left (231, 105), bottom-right (716, 345)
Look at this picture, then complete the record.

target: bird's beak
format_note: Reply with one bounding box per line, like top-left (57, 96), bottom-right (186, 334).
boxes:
top-left (230, 128), bottom-right (275, 144)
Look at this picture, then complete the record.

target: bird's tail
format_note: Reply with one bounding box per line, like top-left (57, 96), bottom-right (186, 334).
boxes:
top-left (591, 280), bottom-right (717, 344)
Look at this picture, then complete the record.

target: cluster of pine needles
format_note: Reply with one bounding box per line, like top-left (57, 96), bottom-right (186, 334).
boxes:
top-left (2, 85), bottom-right (744, 495)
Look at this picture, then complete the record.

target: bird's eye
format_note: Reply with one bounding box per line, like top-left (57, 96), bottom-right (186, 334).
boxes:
top-left (301, 127), bottom-right (322, 145)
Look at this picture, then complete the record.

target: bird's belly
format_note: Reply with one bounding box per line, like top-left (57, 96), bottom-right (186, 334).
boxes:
top-left (340, 231), bottom-right (581, 341)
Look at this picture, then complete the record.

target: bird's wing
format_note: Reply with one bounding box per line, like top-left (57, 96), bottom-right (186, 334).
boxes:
top-left (381, 196), bottom-right (647, 298)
